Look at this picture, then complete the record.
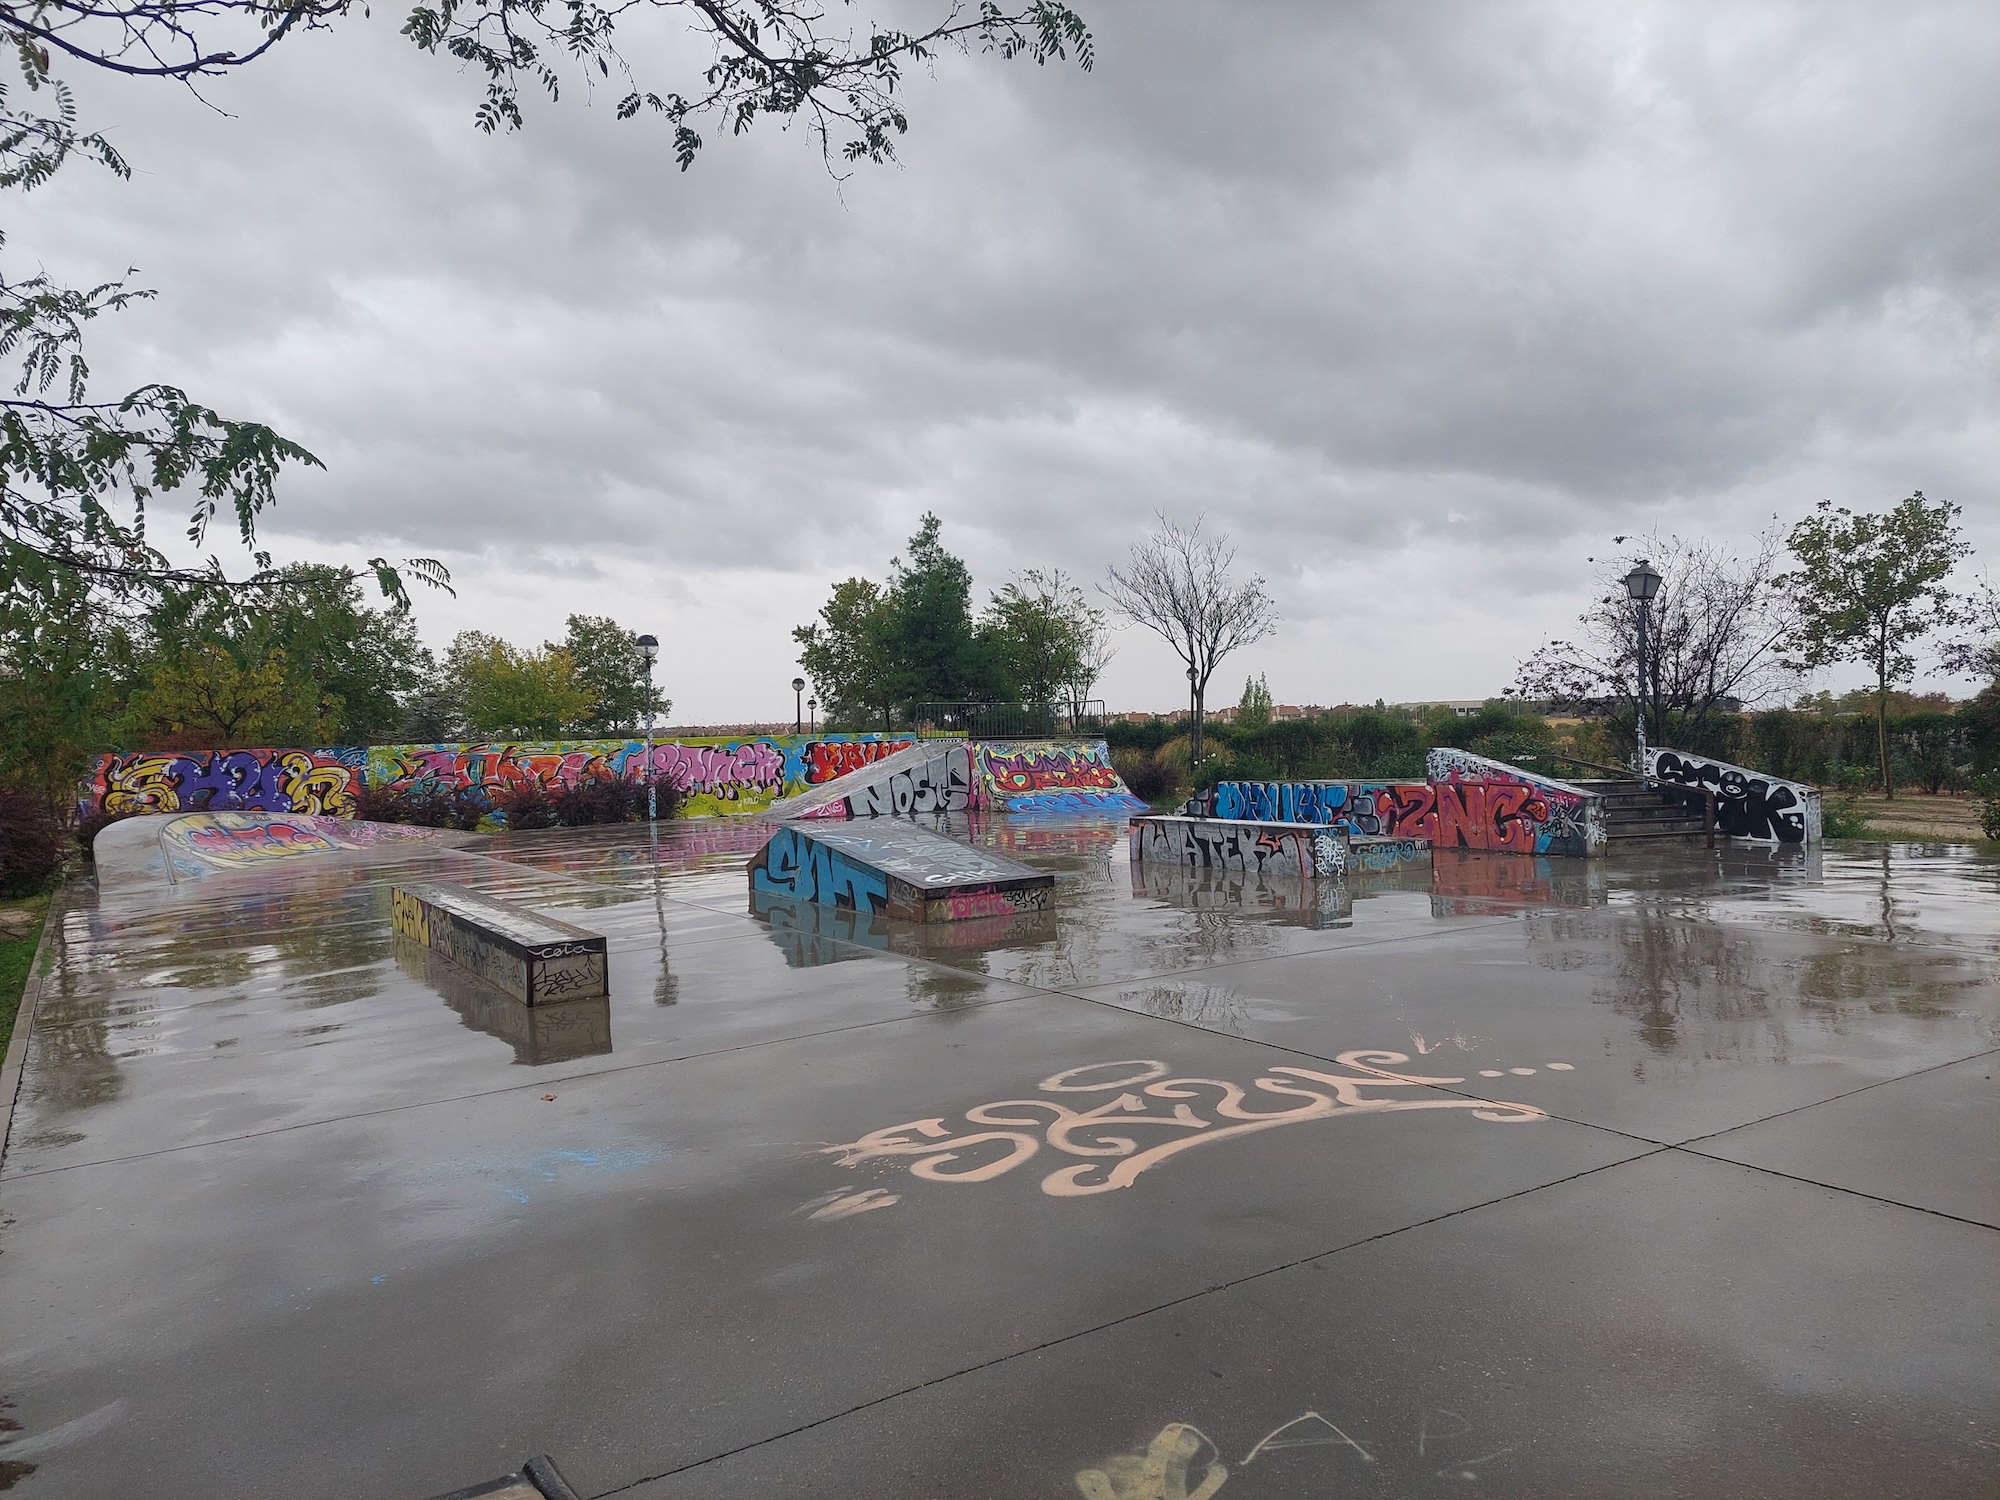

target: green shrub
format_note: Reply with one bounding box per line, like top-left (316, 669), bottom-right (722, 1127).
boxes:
top-left (0, 790), bottom-right (65, 896)
top-left (1819, 794), bottom-right (1870, 839)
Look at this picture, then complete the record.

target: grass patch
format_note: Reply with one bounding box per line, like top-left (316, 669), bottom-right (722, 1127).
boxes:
top-left (0, 895), bottom-right (48, 1059)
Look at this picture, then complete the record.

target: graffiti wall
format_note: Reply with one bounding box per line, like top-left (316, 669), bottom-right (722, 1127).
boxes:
top-left (1130, 816), bottom-right (1347, 879)
top-left (1190, 781), bottom-right (1434, 839)
top-left (798, 744), bottom-right (973, 820)
top-left (1424, 749), bottom-right (1604, 857)
top-left (972, 741), bottom-right (1146, 815)
top-left (1645, 748), bottom-right (1820, 844)
top-left (80, 734), bottom-right (915, 823)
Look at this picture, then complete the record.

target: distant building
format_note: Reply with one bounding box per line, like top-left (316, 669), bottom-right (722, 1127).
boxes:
top-left (1391, 699), bottom-right (1488, 718)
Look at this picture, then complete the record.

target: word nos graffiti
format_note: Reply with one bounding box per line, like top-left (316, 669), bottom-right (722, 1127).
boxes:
top-left (1645, 749), bottom-right (1819, 844)
top-left (806, 1052), bottom-right (1547, 1218)
top-left (1131, 816), bottom-right (1347, 879)
top-left (798, 744), bottom-right (973, 819)
top-left (85, 747), bottom-right (365, 820)
top-left (976, 741), bottom-right (1147, 814)
top-left (1423, 749), bottom-right (1604, 858)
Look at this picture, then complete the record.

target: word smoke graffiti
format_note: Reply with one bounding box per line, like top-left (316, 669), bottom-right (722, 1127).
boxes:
top-left (1646, 748), bottom-right (1819, 844)
top-left (817, 1052), bottom-right (1547, 1207)
top-left (1131, 816), bottom-right (1347, 879)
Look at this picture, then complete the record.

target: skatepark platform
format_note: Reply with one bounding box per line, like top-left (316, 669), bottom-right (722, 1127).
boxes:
top-left (748, 819), bottom-right (1054, 922)
top-left (1129, 814), bottom-right (1349, 877)
top-left (1, 812), bottom-right (1995, 1498)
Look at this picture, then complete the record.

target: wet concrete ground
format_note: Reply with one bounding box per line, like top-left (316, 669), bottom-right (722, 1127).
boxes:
top-left (0, 815), bottom-right (1995, 1498)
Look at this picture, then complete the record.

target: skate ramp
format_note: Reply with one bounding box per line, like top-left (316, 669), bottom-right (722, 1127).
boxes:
top-left (92, 811), bottom-right (469, 892)
top-left (763, 740), bottom-right (973, 820)
top-left (748, 820), bottom-right (1053, 922)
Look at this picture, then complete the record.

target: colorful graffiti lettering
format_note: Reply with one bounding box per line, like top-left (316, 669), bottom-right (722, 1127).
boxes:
top-left (1200, 780), bottom-right (1435, 837)
top-left (91, 747), bottom-right (364, 819)
top-left (802, 744), bottom-right (974, 819)
top-left (647, 740), bottom-right (785, 798)
top-left (973, 741), bottom-right (1146, 815)
top-left (1131, 817), bottom-right (1346, 879)
top-left (1424, 749), bottom-right (1601, 858)
top-left (1646, 748), bottom-right (1817, 844)
top-left (748, 825), bottom-right (894, 915)
top-left (806, 738), bottom-right (914, 783)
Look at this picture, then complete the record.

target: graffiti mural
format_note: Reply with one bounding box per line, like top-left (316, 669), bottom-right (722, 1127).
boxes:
top-left (81, 734), bottom-right (914, 823)
top-left (89, 747), bottom-right (365, 819)
top-left (798, 744), bottom-right (974, 820)
top-left (813, 1052), bottom-right (1547, 1209)
top-left (1188, 781), bottom-right (1436, 840)
top-left (1130, 816), bottom-right (1347, 879)
top-left (1424, 749), bottom-right (1604, 857)
top-left (748, 824), bottom-right (893, 915)
top-left (974, 741), bottom-right (1147, 814)
top-left (1645, 748), bottom-right (1819, 844)
top-left (748, 820), bottom-right (1053, 923)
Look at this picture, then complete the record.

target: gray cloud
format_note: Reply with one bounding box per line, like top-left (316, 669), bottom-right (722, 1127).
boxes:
top-left (19, 0), bottom-right (1998, 716)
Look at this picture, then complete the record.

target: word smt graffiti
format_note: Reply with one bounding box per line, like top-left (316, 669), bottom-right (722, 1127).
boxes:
top-left (749, 825), bottom-right (892, 915)
top-left (1131, 817), bottom-right (1345, 879)
top-left (816, 1053), bottom-right (1545, 1208)
top-left (1647, 749), bottom-right (1817, 844)
top-left (91, 748), bottom-right (363, 818)
top-left (1424, 749), bottom-right (1601, 857)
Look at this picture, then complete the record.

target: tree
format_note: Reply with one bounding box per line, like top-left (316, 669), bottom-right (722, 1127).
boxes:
top-left (882, 513), bottom-right (1008, 707)
top-left (125, 643), bottom-right (335, 746)
top-left (1941, 577), bottom-right (2000, 686)
top-left (453, 634), bottom-right (597, 739)
top-left (794, 577), bottom-right (896, 728)
top-left (1, 0), bottom-right (1088, 643)
top-left (1101, 514), bottom-right (1277, 767)
top-left (1516, 528), bottom-right (1797, 758)
top-left (0, 571), bottom-right (138, 809)
top-left (1237, 673), bottom-right (1272, 730)
top-left (984, 568), bottom-right (1097, 708)
top-left (1778, 492), bottom-right (1966, 798)
top-left (559, 614), bottom-right (666, 736)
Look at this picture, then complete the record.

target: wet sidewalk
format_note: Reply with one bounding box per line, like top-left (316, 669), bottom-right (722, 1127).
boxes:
top-left (0, 817), bottom-right (1994, 1497)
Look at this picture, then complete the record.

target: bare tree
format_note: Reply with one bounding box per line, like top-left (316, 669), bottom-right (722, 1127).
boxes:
top-left (1101, 514), bottom-right (1277, 765)
top-left (1941, 575), bottom-right (2000, 685)
top-left (1515, 527), bottom-right (1796, 758)
top-left (1066, 611), bottom-right (1117, 723)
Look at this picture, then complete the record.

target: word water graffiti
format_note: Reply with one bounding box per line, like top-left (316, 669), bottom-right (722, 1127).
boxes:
top-left (749, 825), bottom-right (892, 915)
top-left (92, 747), bottom-right (362, 818)
top-left (802, 744), bottom-right (973, 819)
top-left (1076, 1406), bottom-right (1521, 1498)
top-left (1131, 817), bottom-right (1346, 879)
top-left (1649, 749), bottom-right (1814, 843)
top-left (818, 1053), bottom-right (1546, 1206)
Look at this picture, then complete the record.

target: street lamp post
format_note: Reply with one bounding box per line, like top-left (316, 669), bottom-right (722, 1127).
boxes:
top-left (1623, 560), bottom-right (1663, 777)
top-left (792, 677), bottom-right (806, 735)
top-left (637, 633), bottom-right (660, 820)
top-left (807, 697), bottom-right (817, 736)
top-left (1186, 664), bottom-right (1198, 768)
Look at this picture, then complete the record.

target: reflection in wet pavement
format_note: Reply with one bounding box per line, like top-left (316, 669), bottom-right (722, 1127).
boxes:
top-left (1, 811), bottom-right (1995, 1498)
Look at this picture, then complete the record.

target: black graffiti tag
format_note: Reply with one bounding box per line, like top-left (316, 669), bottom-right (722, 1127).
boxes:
top-left (1653, 752), bottom-right (1806, 843)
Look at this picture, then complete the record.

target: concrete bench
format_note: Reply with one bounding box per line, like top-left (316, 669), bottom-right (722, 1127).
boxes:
top-left (390, 882), bottom-right (608, 1006)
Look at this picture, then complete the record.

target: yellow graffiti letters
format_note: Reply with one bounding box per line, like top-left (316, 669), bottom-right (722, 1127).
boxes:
top-left (1075, 1424), bottom-right (1228, 1500)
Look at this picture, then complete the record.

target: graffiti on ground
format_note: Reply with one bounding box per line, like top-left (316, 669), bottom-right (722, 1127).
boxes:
top-left (1646, 748), bottom-right (1818, 844)
top-left (815, 1052), bottom-right (1546, 1207)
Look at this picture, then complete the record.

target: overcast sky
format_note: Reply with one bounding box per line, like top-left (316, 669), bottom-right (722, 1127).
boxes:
top-left (22, 0), bottom-right (1999, 722)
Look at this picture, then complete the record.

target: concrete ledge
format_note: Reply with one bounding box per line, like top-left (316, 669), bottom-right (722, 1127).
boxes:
top-left (389, 883), bottom-right (607, 1006)
top-left (748, 821), bottom-right (1053, 923)
top-left (1130, 815), bottom-right (1349, 877)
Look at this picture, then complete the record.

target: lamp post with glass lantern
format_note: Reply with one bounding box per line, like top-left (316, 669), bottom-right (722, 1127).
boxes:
top-left (792, 677), bottom-right (806, 735)
top-left (1623, 561), bottom-right (1663, 775)
top-left (637, 633), bottom-right (660, 820)
top-left (808, 697), bottom-right (817, 736)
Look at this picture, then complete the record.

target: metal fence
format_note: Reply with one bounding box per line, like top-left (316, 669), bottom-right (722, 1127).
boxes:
top-left (901, 701), bottom-right (1107, 740)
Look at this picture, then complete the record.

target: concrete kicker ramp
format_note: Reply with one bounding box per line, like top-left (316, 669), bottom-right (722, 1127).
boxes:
top-left (1130, 815), bottom-right (1349, 878)
top-left (748, 820), bottom-right (1053, 922)
top-left (763, 740), bottom-right (971, 821)
top-left (91, 810), bottom-right (469, 891)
